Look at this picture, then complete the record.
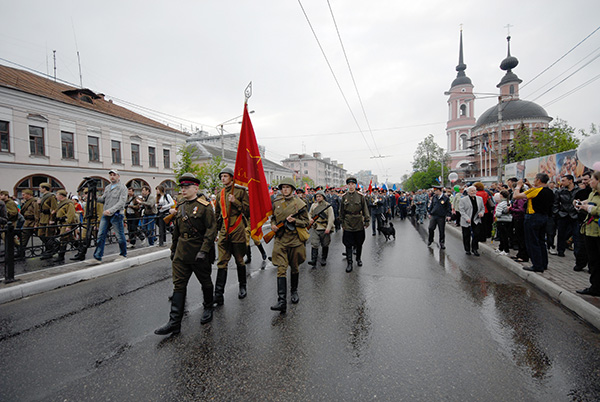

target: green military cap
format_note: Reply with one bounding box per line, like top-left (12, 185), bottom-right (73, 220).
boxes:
top-left (40, 182), bottom-right (51, 190)
top-left (57, 189), bottom-right (68, 197)
top-left (218, 167), bottom-right (234, 178)
top-left (315, 190), bottom-right (326, 197)
top-left (346, 177), bottom-right (357, 184)
top-left (178, 172), bottom-right (200, 186)
top-left (0, 190), bottom-right (8, 196)
top-left (278, 177), bottom-right (297, 190)
top-left (23, 189), bottom-right (33, 196)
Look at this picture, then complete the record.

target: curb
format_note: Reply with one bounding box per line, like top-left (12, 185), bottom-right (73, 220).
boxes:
top-left (447, 225), bottom-right (600, 330)
top-left (0, 249), bottom-right (170, 305)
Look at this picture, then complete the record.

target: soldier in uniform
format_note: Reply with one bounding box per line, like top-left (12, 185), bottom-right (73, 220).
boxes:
top-left (38, 183), bottom-right (59, 259)
top-left (0, 190), bottom-right (20, 251)
top-left (19, 189), bottom-right (39, 258)
top-left (214, 167), bottom-right (250, 304)
top-left (270, 178), bottom-right (309, 313)
top-left (307, 190), bottom-right (334, 266)
top-left (340, 177), bottom-right (370, 272)
top-left (155, 173), bottom-right (217, 335)
top-left (53, 190), bottom-right (78, 262)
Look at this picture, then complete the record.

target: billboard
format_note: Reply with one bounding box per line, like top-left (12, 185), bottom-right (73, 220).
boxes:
top-left (504, 149), bottom-right (587, 181)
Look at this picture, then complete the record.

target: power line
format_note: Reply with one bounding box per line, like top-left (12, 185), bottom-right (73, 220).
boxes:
top-left (543, 72), bottom-right (600, 108)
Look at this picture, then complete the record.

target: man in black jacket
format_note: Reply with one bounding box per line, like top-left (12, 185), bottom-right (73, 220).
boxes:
top-left (553, 175), bottom-right (578, 257)
top-left (428, 186), bottom-right (452, 249)
top-left (573, 171), bottom-right (593, 271)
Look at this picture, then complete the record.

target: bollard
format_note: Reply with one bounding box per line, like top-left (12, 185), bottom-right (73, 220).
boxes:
top-left (4, 222), bottom-right (16, 283)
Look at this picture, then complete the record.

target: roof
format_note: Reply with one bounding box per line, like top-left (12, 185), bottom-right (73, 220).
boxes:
top-left (474, 99), bottom-right (552, 129)
top-left (191, 143), bottom-right (293, 173)
top-left (0, 64), bottom-right (182, 134)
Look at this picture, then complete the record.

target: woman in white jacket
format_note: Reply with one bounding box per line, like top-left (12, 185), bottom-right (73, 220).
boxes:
top-left (459, 186), bottom-right (485, 256)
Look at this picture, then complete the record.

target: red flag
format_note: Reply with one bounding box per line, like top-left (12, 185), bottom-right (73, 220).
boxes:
top-left (367, 179), bottom-right (373, 194)
top-left (234, 103), bottom-right (272, 241)
top-left (305, 183), bottom-right (309, 192)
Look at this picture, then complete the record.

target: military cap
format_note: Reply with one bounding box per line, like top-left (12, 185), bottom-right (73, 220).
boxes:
top-left (295, 188), bottom-right (305, 194)
top-left (22, 189), bottom-right (33, 196)
top-left (278, 177), bottom-right (297, 190)
top-left (432, 185), bottom-right (443, 190)
top-left (40, 182), bottom-right (51, 190)
top-left (315, 190), bottom-right (326, 197)
top-left (178, 173), bottom-right (200, 186)
top-left (57, 189), bottom-right (68, 197)
top-left (346, 177), bottom-right (357, 184)
top-left (0, 190), bottom-right (8, 196)
top-left (218, 167), bottom-right (234, 178)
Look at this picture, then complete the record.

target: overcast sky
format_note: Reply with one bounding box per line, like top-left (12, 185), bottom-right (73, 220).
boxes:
top-left (2, 0), bottom-right (599, 183)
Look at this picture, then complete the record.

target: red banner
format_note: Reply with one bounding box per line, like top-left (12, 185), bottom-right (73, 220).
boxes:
top-left (234, 103), bottom-right (273, 241)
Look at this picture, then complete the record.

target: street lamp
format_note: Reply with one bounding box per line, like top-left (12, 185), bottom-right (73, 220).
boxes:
top-left (217, 110), bottom-right (255, 159)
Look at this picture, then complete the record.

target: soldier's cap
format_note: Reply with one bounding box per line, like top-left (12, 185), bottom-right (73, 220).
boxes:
top-left (40, 182), bottom-right (51, 190)
top-left (0, 190), bottom-right (8, 196)
top-left (346, 177), bottom-right (357, 184)
top-left (295, 188), bottom-right (305, 193)
top-left (72, 195), bottom-right (79, 201)
top-left (433, 185), bottom-right (443, 190)
top-left (315, 190), bottom-right (326, 197)
top-left (178, 173), bottom-right (200, 186)
top-left (109, 169), bottom-right (119, 175)
top-left (218, 167), bottom-right (234, 178)
top-left (22, 189), bottom-right (33, 196)
top-left (57, 189), bottom-right (68, 197)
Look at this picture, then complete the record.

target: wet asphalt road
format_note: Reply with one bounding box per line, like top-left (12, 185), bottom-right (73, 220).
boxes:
top-left (1, 218), bottom-right (600, 401)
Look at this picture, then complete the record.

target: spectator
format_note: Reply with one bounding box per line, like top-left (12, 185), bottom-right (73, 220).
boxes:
top-left (156, 185), bottom-right (175, 247)
top-left (573, 172), bottom-right (593, 271)
top-left (575, 171), bottom-right (600, 296)
top-left (510, 185), bottom-right (529, 263)
top-left (125, 187), bottom-right (144, 248)
top-left (553, 175), bottom-right (578, 257)
top-left (495, 190), bottom-right (512, 256)
top-left (140, 186), bottom-right (157, 246)
top-left (90, 169), bottom-right (127, 264)
top-left (474, 182), bottom-right (492, 241)
top-left (513, 173), bottom-right (555, 272)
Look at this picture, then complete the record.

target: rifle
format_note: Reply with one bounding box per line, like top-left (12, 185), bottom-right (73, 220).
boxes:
top-left (163, 200), bottom-right (179, 225)
top-left (263, 206), bottom-right (307, 244)
top-left (307, 204), bottom-right (332, 230)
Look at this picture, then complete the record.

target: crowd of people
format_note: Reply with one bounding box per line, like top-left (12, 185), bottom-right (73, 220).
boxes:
top-left (1, 167), bottom-right (599, 335)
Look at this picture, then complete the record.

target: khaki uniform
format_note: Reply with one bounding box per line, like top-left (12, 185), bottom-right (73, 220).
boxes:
top-left (171, 196), bottom-right (217, 293)
top-left (340, 191), bottom-right (370, 263)
top-left (5, 199), bottom-right (19, 223)
top-left (308, 200), bottom-right (334, 248)
top-left (56, 199), bottom-right (78, 243)
top-left (20, 197), bottom-right (39, 248)
top-left (215, 184), bottom-right (250, 269)
top-left (38, 192), bottom-right (58, 238)
top-left (271, 195), bottom-right (309, 277)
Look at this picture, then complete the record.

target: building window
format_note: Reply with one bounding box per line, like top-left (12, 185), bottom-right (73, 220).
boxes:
top-left (111, 140), bottom-right (122, 164)
top-left (163, 149), bottom-right (170, 169)
top-left (16, 174), bottom-right (64, 198)
top-left (510, 85), bottom-right (515, 95)
top-left (460, 104), bottom-right (467, 117)
top-left (61, 131), bottom-right (75, 159)
top-left (131, 143), bottom-right (140, 166)
top-left (0, 121), bottom-right (9, 152)
top-left (29, 126), bottom-right (45, 156)
top-left (160, 179), bottom-right (176, 196)
top-left (88, 136), bottom-right (100, 162)
top-left (148, 146), bottom-right (156, 167)
top-left (460, 134), bottom-right (468, 150)
top-left (125, 178), bottom-right (149, 196)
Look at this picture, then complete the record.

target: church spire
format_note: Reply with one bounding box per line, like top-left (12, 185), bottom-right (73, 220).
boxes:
top-left (451, 28), bottom-right (472, 88)
top-left (497, 33), bottom-right (522, 89)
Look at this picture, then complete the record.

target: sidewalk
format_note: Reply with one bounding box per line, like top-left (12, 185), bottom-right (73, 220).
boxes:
top-left (446, 224), bottom-right (600, 330)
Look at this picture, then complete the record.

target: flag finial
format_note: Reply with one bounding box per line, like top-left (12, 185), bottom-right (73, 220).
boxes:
top-left (245, 81), bottom-right (252, 102)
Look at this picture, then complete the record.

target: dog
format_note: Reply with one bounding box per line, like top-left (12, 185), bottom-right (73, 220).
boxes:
top-left (377, 222), bottom-right (395, 241)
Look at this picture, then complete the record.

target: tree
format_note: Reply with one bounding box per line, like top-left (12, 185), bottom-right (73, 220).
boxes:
top-left (197, 156), bottom-right (227, 193)
top-left (412, 134), bottom-right (446, 171)
top-left (402, 160), bottom-right (444, 191)
top-left (173, 144), bottom-right (201, 180)
top-left (508, 119), bottom-right (582, 162)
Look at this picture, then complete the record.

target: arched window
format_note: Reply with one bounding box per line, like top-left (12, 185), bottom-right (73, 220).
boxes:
top-left (15, 174), bottom-right (65, 198)
top-left (76, 176), bottom-right (109, 197)
top-left (460, 134), bottom-right (468, 150)
top-left (126, 178), bottom-right (150, 196)
top-left (460, 104), bottom-right (467, 117)
top-left (510, 85), bottom-right (515, 95)
top-left (160, 179), bottom-right (177, 197)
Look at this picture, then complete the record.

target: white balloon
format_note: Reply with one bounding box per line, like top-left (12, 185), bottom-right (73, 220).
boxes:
top-left (448, 172), bottom-right (459, 183)
top-left (577, 134), bottom-right (600, 168)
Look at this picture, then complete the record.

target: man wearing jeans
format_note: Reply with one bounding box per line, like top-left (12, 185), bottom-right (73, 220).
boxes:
top-left (90, 169), bottom-right (128, 264)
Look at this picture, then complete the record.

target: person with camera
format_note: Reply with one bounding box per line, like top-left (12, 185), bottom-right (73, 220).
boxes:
top-left (575, 171), bottom-right (600, 296)
top-left (90, 169), bottom-right (127, 264)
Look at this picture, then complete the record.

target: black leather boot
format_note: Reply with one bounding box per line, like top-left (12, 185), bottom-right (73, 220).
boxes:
top-left (345, 246), bottom-right (353, 272)
top-left (270, 277), bottom-right (287, 313)
top-left (356, 246), bottom-right (363, 267)
top-left (70, 246), bottom-right (87, 261)
top-left (237, 265), bottom-right (247, 299)
top-left (214, 269), bottom-right (227, 306)
top-left (321, 247), bottom-right (328, 266)
top-left (307, 247), bottom-right (318, 266)
top-left (245, 245), bottom-right (252, 264)
top-left (155, 292), bottom-right (185, 335)
top-left (40, 238), bottom-right (58, 260)
top-left (53, 244), bottom-right (66, 263)
top-left (258, 244), bottom-right (267, 260)
top-left (290, 273), bottom-right (299, 304)
top-left (201, 286), bottom-right (214, 324)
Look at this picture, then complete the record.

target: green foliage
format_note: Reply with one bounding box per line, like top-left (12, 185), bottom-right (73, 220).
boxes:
top-left (402, 160), bottom-right (446, 191)
top-left (300, 176), bottom-right (314, 188)
top-left (508, 119), bottom-right (581, 163)
top-left (412, 134), bottom-right (446, 171)
top-left (173, 144), bottom-right (201, 180)
top-left (198, 156), bottom-right (228, 193)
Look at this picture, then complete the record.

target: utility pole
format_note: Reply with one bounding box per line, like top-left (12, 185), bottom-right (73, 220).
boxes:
top-left (53, 50), bottom-right (56, 82)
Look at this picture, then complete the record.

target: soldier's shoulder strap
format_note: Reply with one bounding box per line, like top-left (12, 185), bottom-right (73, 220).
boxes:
top-left (197, 196), bottom-right (210, 207)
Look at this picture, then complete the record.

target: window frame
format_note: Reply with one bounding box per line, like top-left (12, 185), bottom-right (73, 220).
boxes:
top-left (148, 146), bottom-right (156, 168)
top-left (88, 136), bottom-right (100, 162)
top-left (163, 149), bottom-right (170, 169)
top-left (131, 143), bottom-right (141, 166)
top-left (61, 131), bottom-right (75, 159)
top-left (0, 120), bottom-right (9, 152)
top-left (29, 125), bottom-right (45, 156)
top-left (111, 140), bottom-right (122, 164)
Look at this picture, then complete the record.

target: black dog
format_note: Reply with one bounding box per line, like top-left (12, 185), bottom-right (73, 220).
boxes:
top-left (378, 222), bottom-right (395, 241)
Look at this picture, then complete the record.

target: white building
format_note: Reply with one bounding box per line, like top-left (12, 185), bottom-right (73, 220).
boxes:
top-left (0, 64), bottom-right (188, 197)
top-left (281, 152), bottom-right (347, 188)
